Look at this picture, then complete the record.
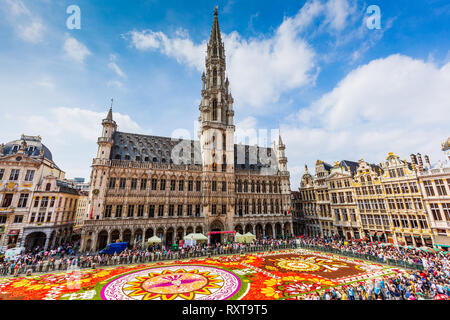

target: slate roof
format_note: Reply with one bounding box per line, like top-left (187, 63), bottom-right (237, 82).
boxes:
top-left (1, 135), bottom-right (54, 163)
top-left (110, 131), bottom-right (277, 172)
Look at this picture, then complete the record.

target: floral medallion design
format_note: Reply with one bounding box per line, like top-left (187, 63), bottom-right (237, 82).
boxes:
top-left (101, 265), bottom-right (241, 300)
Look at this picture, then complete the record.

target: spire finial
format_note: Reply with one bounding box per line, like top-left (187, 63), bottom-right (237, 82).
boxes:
top-left (106, 100), bottom-right (113, 121)
top-left (214, 6), bottom-right (218, 16)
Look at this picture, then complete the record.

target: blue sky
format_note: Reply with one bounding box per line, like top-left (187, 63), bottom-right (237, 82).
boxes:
top-left (0, 0), bottom-right (449, 188)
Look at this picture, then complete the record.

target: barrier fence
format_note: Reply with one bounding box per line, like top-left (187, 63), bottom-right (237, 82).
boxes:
top-left (1, 242), bottom-right (424, 278)
top-left (297, 243), bottom-right (425, 271)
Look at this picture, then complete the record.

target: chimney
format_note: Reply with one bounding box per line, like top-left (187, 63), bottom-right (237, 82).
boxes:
top-left (410, 154), bottom-right (417, 166)
top-left (417, 153), bottom-right (423, 170)
top-left (425, 155), bottom-right (431, 169)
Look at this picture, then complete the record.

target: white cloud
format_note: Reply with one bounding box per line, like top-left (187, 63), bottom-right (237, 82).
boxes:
top-left (285, 55), bottom-right (450, 188)
top-left (324, 0), bottom-right (353, 31)
top-left (63, 37), bottom-right (91, 63)
top-left (26, 107), bottom-right (145, 142)
top-left (4, 0), bottom-right (30, 16)
top-left (123, 1), bottom-right (367, 110)
top-left (108, 54), bottom-right (126, 78)
top-left (2, 0), bottom-right (46, 43)
top-left (124, 6), bottom-right (320, 109)
top-left (125, 29), bottom-right (206, 71)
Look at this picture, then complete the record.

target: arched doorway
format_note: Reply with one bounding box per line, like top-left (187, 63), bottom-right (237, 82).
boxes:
top-left (111, 230), bottom-right (121, 243)
top-left (210, 220), bottom-right (224, 244)
top-left (195, 226), bottom-right (203, 234)
top-left (255, 224), bottom-right (263, 239)
top-left (235, 224), bottom-right (244, 234)
top-left (176, 227), bottom-right (184, 242)
top-left (156, 228), bottom-right (164, 240)
top-left (85, 239), bottom-right (92, 252)
top-left (275, 223), bottom-right (282, 239)
top-left (97, 230), bottom-right (108, 250)
top-left (166, 227), bottom-right (174, 246)
top-left (284, 223), bottom-right (291, 238)
top-left (49, 231), bottom-right (56, 249)
top-left (186, 226), bottom-right (194, 234)
top-left (145, 228), bottom-right (154, 240)
top-left (134, 229), bottom-right (143, 244)
top-left (25, 232), bottom-right (47, 251)
top-left (123, 229), bottom-right (132, 244)
top-left (245, 224), bottom-right (253, 234)
top-left (265, 224), bottom-right (273, 239)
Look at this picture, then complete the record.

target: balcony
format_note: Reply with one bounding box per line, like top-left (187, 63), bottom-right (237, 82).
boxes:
top-left (430, 221), bottom-right (450, 229)
top-left (418, 167), bottom-right (450, 176)
top-left (97, 137), bottom-right (113, 144)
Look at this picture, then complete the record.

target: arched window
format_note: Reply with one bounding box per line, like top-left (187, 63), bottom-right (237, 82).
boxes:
top-left (222, 133), bottom-right (226, 150)
top-left (213, 68), bottom-right (217, 87)
top-left (212, 99), bottom-right (218, 121)
top-left (45, 183), bottom-right (51, 191)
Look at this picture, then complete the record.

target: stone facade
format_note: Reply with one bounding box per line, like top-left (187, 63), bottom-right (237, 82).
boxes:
top-left (297, 140), bottom-right (450, 249)
top-left (0, 135), bottom-right (80, 251)
top-left (79, 9), bottom-right (293, 252)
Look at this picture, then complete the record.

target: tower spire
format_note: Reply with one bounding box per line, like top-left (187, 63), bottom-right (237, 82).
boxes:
top-left (210, 6), bottom-right (222, 44)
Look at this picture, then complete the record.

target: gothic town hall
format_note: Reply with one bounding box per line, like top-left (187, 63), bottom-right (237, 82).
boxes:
top-left (79, 9), bottom-right (293, 251)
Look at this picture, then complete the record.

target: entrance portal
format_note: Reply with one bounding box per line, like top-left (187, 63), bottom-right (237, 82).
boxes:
top-left (209, 220), bottom-right (225, 244)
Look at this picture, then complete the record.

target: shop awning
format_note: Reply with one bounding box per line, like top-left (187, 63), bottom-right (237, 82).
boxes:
top-left (7, 229), bottom-right (20, 236)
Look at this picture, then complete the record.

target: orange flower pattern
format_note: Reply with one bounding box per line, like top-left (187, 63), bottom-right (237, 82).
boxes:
top-left (0, 250), bottom-right (404, 300)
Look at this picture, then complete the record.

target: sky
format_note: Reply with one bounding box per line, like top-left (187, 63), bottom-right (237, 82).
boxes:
top-left (0, 0), bottom-right (449, 189)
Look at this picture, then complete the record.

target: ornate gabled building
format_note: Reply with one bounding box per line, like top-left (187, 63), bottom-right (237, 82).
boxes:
top-left (79, 8), bottom-right (293, 251)
top-left (0, 135), bottom-right (80, 251)
top-left (298, 165), bottom-right (316, 236)
top-left (327, 160), bottom-right (359, 239)
top-left (416, 138), bottom-right (450, 249)
top-left (353, 159), bottom-right (387, 242)
top-left (297, 146), bottom-right (449, 249)
top-left (379, 153), bottom-right (431, 247)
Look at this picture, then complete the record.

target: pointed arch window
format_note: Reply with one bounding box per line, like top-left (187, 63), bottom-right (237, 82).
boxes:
top-left (212, 99), bottom-right (218, 121)
top-left (213, 68), bottom-right (217, 87)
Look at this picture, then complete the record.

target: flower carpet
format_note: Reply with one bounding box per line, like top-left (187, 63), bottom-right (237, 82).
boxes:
top-left (0, 249), bottom-right (407, 300)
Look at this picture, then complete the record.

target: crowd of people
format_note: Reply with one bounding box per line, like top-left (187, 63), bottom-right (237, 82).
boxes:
top-left (0, 239), bottom-right (296, 277)
top-left (297, 236), bottom-right (450, 300)
top-left (0, 235), bottom-right (449, 300)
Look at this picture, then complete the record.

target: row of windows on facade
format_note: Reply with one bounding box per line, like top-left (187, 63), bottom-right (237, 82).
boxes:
top-left (0, 168), bottom-right (35, 182)
top-left (359, 213), bottom-right (429, 229)
top-left (300, 197), bottom-right (425, 212)
top-left (102, 201), bottom-right (284, 219)
top-left (0, 215), bottom-right (22, 224)
top-left (305, 211), bottom-right (430, 231)
top-left (7, 145), bottom-right (38, 154)
top-left (0, 209), bottom-right (75, 225)
top-left (107, 177), bottom-right (283, 194)
top-left (0, 193), bottom-right (77, 209)
top-left (429, 203), bottom-right (450, 221)
top-left (422, 179), bottom-right (450, 197)
top-left (357, 198), bottom-right (424, 211)
top-left (300, 180), bottom-right (450, 201)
